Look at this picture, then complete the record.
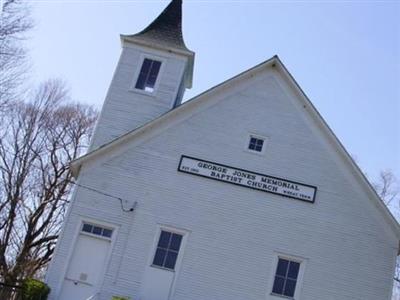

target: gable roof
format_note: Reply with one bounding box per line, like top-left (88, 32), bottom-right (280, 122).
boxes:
top-left (71, 55), bottom-right (400, 240)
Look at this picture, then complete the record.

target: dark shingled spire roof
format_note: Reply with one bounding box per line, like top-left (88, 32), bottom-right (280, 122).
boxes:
top-left (121, 0), bottom-right (194, 88)
top-left (125, 0), bottom-right (191, 52)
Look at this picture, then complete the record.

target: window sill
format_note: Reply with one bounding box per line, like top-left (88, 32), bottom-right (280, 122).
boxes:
top-left (150, 264), bottom-right (175, 273)
top-left (80, 231), bottom-right (112, 241)
top-left (270, 292), bottom-right (295, 300)
top-left (244, 148), bottom-right (266, 156)
top-left (128, 87), bottom-right (158, 97)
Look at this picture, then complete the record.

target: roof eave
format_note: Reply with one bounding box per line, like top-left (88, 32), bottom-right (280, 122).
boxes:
top-left (273, 56), bottom-right (400, 239)
top-left (69, 56), bottom-right (278, 178)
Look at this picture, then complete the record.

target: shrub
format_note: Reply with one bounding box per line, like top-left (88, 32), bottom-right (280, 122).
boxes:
top-left (112, 296), bottom-right (131, 300)
top-left (21, 278), bottom-right (50, 300)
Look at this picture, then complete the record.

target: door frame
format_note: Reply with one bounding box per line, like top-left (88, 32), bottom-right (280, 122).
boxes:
top-left (56, 216), bottom-right (119, 299)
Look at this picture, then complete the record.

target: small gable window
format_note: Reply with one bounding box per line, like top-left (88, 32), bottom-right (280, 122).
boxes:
top-left (135, 58), bottom-right (162, 92)
top-left (272, 258), bottom-right (301, 298)
top-left (248, 136), bottom-right (265, 152)
top-left (152, 230), bottom-right (183, 270)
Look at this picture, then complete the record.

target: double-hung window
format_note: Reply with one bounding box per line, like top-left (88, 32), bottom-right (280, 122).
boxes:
top-left (135, 58), bottom-right (162, 92)
top-left (272, 258), bottom-right (301, 298)
top-left (152, 230), bottom-right (183, 270)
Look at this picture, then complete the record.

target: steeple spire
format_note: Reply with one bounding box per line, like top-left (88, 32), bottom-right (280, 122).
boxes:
top-left (123, 0), bottom-right (192, 53)
top-left (121, 0), bottom-right (194, 88)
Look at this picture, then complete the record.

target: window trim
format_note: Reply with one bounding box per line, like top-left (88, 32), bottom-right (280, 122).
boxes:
top-left (268, 252), bottom-right (307, 300)
top-left (80, 221), bottom-right (114, 240)
top-left (149, 225), bottom-right (189, 273)
top-left (151, 230), bottom-right (183, 271)
top-left (130, 54), bottom-right (165, 95)
top-left (245, 133), bottom-right (268, 155)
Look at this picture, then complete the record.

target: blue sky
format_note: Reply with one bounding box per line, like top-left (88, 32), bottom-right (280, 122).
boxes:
top-left (28, 0), bottom-right (399, 182)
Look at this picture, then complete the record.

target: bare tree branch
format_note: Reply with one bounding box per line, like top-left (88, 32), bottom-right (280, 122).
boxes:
top-left (372, 170), bottom-right (399, 207)
top-left (0, 80), bottom-right (97, 289)
top-left (0, 0), bottom-right (33, 111)
top-left (372, 170), bottom-right (400, 299)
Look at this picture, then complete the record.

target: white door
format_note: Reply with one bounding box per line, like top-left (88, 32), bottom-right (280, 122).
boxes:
top-left (59, 229), bottom-right (111, 300)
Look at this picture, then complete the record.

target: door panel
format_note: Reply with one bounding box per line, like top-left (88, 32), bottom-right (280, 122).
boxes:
top-left (59, 233), bottom-right (111, 300)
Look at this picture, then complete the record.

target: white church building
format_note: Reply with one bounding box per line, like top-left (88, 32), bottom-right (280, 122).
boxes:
top-left (45, 1), bottom-right (400, 299)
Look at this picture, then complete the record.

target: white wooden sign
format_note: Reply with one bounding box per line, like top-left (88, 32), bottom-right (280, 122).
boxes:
top-left (178, 156), bottom-right (317, 203)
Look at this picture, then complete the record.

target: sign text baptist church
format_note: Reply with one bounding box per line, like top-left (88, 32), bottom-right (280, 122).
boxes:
top-left (178, 156), bottom-right (317, 203)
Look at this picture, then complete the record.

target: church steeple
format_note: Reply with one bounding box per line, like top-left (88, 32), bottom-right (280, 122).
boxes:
top-left (121, 0), bottom-right (194, 88)
top-left (124, 0), bottom-right (190, 52)
top-left (89, 0), bottom-right (195, 149)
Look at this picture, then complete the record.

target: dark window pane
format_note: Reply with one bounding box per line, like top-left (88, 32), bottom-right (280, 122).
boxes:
top-left (288, 261), bottom-right (300, 279)
top-left (135, 59), bottom-right (161, 91)
top-left (153, 60), bottom-right (162, 70)
top-left (135, 73), bottom-right (146, 90)
top-left (158, 231), bottom-right (171, 248)
top-left (135, 59), bottom-right (152, 90)
top-left (170, 234), bottom-right (182, 251)
top-left (284, 279), bottom-right (297, 297)
top-left (82, 223), bottom-right (92, 233)
top-left (272, 276), bottom-right (285, 295)
top-left (153, 248), bottom-right (167, 267)
top-left (164, 251), bottom-right (178, 269)
top-left (249, 137), bottom-right (263, 152)
top-left (102, 228), bottom-right (113, 238)
top-left (276, 259), bottom-right (289, 277)
top-left (142, 58), bottom-right (152, 71)
top-left (93, 226), bottom-right (102, 235)
top-left (140, 59), bottom-right (152, 76)
top-left (147, 60), bottom-right (161, 88)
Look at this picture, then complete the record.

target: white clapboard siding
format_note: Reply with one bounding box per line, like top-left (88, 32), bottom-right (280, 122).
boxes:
top-left (90, 43), bottom-right (188, 149)
top-left (46, 67), bottom-right (398, 300)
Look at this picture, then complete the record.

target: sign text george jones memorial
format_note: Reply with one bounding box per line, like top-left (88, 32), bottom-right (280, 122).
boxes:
top-left (178, 156), bottom-right (317, 203)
